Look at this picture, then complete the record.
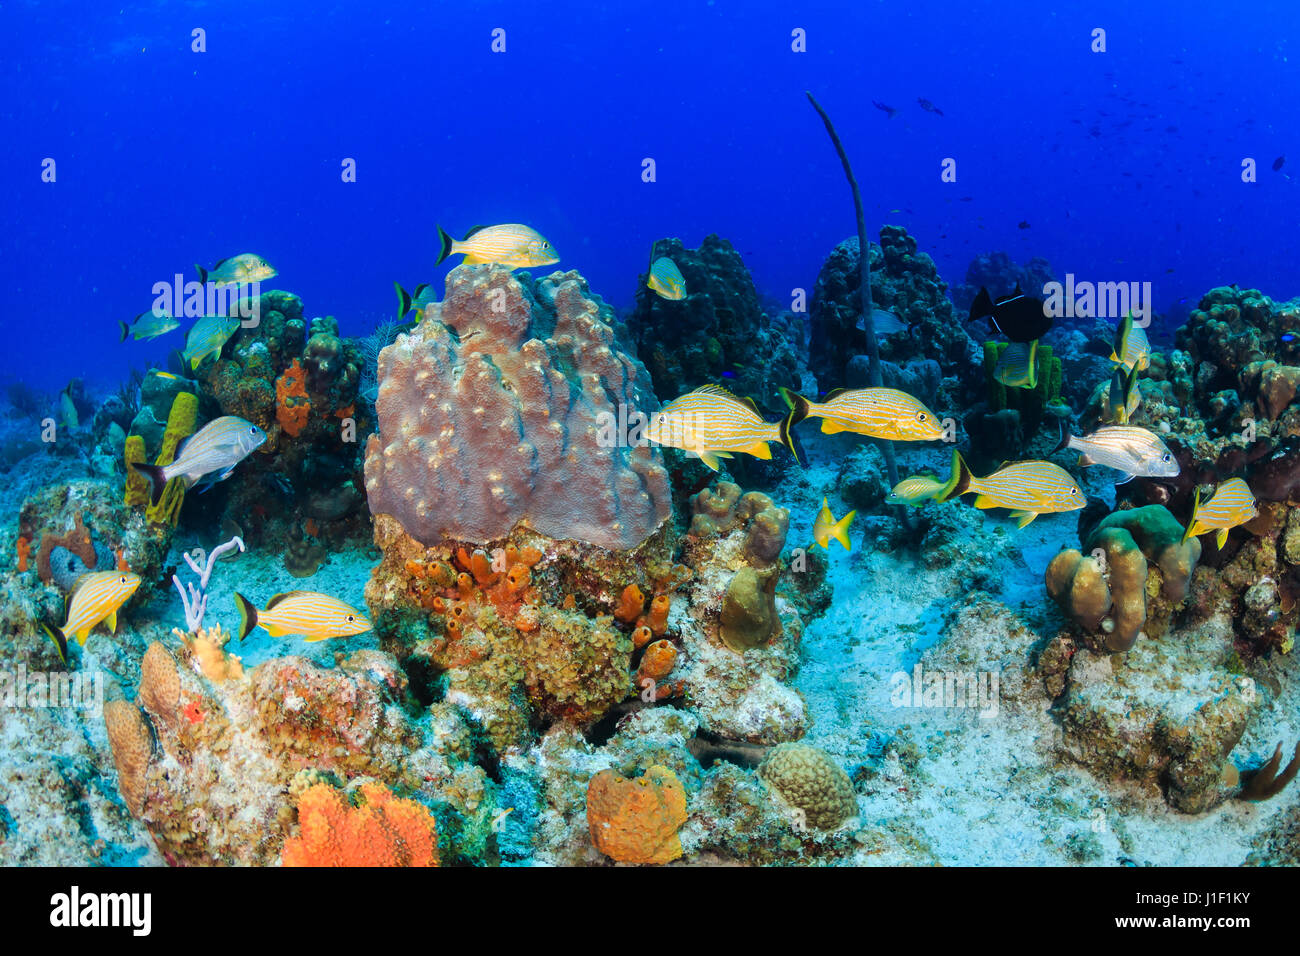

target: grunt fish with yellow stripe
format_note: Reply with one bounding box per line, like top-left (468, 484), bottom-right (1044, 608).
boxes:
top-left (41, 570), bottom-right (142, 661)
top-left (645, 385), bottom-right (799, 471)
top-left (1110, 312), bottom-right (1151, 372)
top-left (195, 253), bottom-right (276, 287)
top-left (182, 313), bottom-right (242, 370)
top-left (234, 591), bottom-right (372, 642)
top-left (1105, 364), bottom-right (1141, 424)
top-left (944, 452), bottom-right (1086, 527)
top-left (394, 281), bottom-right (436, 321)
top-left (435, 224), bottom-right (559, 270)
top-left (1182, 478), bottom-right (1258, 549)
top-left (781, 386), bottom-right (944, 441)
top-left (132, 415), bottom-right (266, 504)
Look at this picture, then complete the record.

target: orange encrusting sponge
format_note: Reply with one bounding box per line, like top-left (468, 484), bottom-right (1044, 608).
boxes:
top-left (281, 782), bottom-right (439, 867)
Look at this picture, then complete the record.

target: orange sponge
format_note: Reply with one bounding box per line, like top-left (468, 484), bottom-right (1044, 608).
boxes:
top-left (586, 765), bottom-right (687, 864)
top-left (282, 782), bottom-right (439, 867)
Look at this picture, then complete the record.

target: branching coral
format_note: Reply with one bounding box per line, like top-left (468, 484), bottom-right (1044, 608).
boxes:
top-left (282, 782), bottom-right (440, 867)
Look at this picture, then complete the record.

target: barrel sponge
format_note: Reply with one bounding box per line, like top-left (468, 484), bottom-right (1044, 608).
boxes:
top-left (363, 265), bottom-right (672, 551)
top-left (758, 742), bottom-right (857, 830)
top-left (719, 566), bottom-right (780, 652)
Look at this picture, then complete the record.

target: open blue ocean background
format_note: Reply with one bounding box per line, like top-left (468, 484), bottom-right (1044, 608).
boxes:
top-left (2, 0), bottom-right (1296, 392)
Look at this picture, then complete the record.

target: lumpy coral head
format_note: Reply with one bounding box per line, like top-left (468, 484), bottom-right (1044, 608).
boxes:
top-left (364, 265), bottom-right (672, 550)
top-left (586, 765), bottom-right (688, 864)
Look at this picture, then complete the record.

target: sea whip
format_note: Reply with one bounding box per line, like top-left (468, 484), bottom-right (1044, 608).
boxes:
top-left (805, 91), bottom-right (901, 491)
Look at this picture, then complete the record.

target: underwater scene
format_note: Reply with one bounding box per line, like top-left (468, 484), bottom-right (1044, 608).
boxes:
top-left (2, 0), bottom-right (1299, 875)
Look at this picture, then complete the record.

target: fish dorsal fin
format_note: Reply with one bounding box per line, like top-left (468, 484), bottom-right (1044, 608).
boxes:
top-left (461, 225), bottom-right (488, 241)
top-left (694, 384), bottom-right (738, 399)
top-left (739, 395), bottom-right (762, 415)
top-left (823, 388), bottom-right (848, 401)
top-left (213, 256), bottom-right (230, 269)
top-left (1013, 283), bottom-right (1023, 295)
top-left (266, 590), bottom-right (310, 611)
top-left (69, 573), bottom-right (91, 596)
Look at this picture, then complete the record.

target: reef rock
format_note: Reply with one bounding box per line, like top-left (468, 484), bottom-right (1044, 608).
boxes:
top-left (365, 265), bottom-right (672, 552)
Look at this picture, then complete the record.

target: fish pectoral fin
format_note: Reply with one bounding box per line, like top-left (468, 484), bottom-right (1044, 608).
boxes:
top-left (1009, 510), bottom-right (1039, 528)
top-left (740, 442), bottom-right (772, 459)
top-left (973, 494), bottom-right (998, 509)
top-left (1216, 528), bottom-right (1229, 549)
top-left (74, 628), bottom-right (92, 647)
top-left (1114, 472), bottom-right (1137, 485)
top-left (106, 611), bottom-right (118, 633)
top-left (1077, 454), bottom-right (1095, 467)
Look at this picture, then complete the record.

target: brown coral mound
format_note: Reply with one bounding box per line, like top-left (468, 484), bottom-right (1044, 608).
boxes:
top-left (363, 265), bottom-right (671, 551)
top-left (586, 765), bottom-right (687, 864)
top-left (103, 700), bottom-right (153, 815)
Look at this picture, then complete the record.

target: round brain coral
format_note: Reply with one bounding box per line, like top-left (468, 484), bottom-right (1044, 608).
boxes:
top-left (758, 743), bottom-right (857, 831)
top-left (586, 765), bottom-right (688, 864)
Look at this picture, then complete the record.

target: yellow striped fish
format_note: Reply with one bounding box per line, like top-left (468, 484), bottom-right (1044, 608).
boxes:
top-left (781, 386), bottom-right (944, 441)
top-left (1110, 313), bottom-right (1151, 371)
top-left (645, 385), bottom-right (798, 471)
top-left (234, 591), bottom-right (372, 642)
top-left (647, 257), bottom-right (686, 300)
top-left (1105, 364), bottom-right (1141, 424)
top-left (182, 314), bottom-right (242, 370)
top-left (195, 253), bottom-right (276, 287)
top-left (41, 570), bottom-right (142, 660)
top-left (813, 497), bottom-right (856, 550)
top-left (434, 224), bottom-right (559, 270)
top-left (948, 453), bottom-right (1085, 527)
top-left (887, 449), bottom-right (964, 506)
top-left (1182, 478), bottom-right (1258, 548)
top-left (993, 340), bottom-right (1039, 389)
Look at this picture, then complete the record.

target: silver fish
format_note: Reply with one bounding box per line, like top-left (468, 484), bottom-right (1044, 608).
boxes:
top-left (131, 415), bottom-right (266, 504)
top-left (855, 309), bottom-right (909, 336)
top-left (196, 253), bottom-right (277, 287)
top-left (1054, 424), bottom-right (1179, 483)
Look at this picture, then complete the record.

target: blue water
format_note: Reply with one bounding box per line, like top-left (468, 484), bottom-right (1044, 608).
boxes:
top-left (3, 0), bottom-right (1297, 391)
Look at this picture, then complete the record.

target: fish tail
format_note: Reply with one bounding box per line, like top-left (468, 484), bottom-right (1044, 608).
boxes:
top-left (780, 387), bottom-right (812, 428)
top-left (831, 510), bottom-right (857, 550)
top-left (1181, 488), bottom-right (1201, 546)
top-left (779, 409), bottom-right (804, 467)
top-left (394, 282), bottom-right (413, 320)
top-left (1050, 419), bottom-right (1072, 456)
top-left (40, 622), bottom-right (68, 663)
top-left (233, 592), bottom-right (258, 641)
top-left (130, 462), bottom-right (168, 506)
top-left (939, 450), bottom-right (974, 502)
top-left (195, 263), bottom-right (208, 285)
top-left (118, 320), bottom-right (130, 343)
top-left (435, 225), bottom-right (454, 266)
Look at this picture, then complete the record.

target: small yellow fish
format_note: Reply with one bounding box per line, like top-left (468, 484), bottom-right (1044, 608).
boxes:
top-left (118, 308), bottom-right (179, 343)
top-left (234, 591), bottom-right (372, 642)
top-left (993, 340), bottom-right (1039, 389)
top-left (1110, 312), bottom-right (1151, 372)
top-left (813, 497), bottom-right (856, 550)
top-left (196, 253), bottom-right (276, 287)
top-left (888, 449), bottom-right (963, 506)
top-left (1182, 478), bottom-right (1258, 548)
top-left (182, 314), bottom-right (241, 370)
top-left (435, 224), bottom-right (559, 270)
top-left (949, 453), bottom-right (1085, 527)
top-left (394, 281), bottom-right (435, 320)
top-left (647, 256), bottom-right (686, 300)
top-left (781, 386), bottom-right (944, 441)
top-left (41, 570), bottom-right (142, 660)
top-left (645, 385), bottom-right (798, 471)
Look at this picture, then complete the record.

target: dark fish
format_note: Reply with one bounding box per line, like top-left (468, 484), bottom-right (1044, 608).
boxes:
top-left (1273, 155), bottom-right (1285, 172)
top-left (968, 285), bottom-right (1052, 343)
top-left (872, 100), bottom-right (898, 118)
top-left (917, 98), bottom-right (944, 116)
top-left (1018, 220), bottom-right (1031, 229)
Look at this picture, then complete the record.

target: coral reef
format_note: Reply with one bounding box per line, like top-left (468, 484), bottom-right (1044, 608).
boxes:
top-left (364, 265), bottom-right (672, 551)
top-left (950, 251), bottom-right (1056, 318)
top-left (757, 743), bottom-right (857, 831)
top-left (281, 782), bottom-right (440, 867)
top-left (628, 234), bottom-right (799, 414)
top-left (1046, 505), bottom-right (1201, 652)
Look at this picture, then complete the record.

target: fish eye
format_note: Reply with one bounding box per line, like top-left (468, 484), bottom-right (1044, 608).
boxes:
top-left (347, 615), bottom-right (354, 622)
top-left (917, 413), bottom-right (927, 422)
top-left (1162, 453), bottom-right (1171, 462)
top-left (120, 576), bottom-right (127, 584)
